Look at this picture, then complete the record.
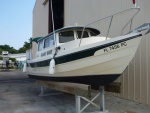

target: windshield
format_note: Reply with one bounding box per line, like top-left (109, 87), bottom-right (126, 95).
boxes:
top-left (38, 40), bottom-right (43, 51)
top-left (44, 35), bottom-right (55, 48)
top-left (59, 31), bottom-right (74, 43)
top-left (77, 31), bottom-right (89, 38)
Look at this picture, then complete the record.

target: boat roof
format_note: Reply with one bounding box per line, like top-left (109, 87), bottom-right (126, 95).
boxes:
top-left (33, 26), bottom-right (100, 43)
top-left (54, 26), bottom-right (100, 34)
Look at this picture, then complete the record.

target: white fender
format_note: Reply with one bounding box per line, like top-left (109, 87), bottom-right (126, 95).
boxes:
top-left (23, 63), bottom-right (26, 72)
top-left (49, 59), bottom-right (55, 74)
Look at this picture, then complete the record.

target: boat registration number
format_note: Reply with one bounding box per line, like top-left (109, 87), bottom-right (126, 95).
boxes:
top-left (103, 42), bottom-right (127, 53)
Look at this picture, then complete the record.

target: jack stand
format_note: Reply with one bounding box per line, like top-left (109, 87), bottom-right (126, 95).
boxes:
top-left (39, 86), bottom-right (62, 97)
top-left (39, 86), bottom-right (44, 96)
top-left (75, 86), bottom-right (108, 113)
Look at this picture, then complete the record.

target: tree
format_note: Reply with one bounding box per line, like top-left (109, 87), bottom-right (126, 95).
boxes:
top-left (0, 38), bottom-right (31, 54)
top-left (0, 48), bottom-right (2, 54)
top-left (9, 58), bottom-right (16, 62)
top-left (0, 45), bottom-right (17, 54)
top-left (9, 47), bottom-right (18, 54)
top-left (0, 56), bottom-right (2, 60)
top-left (18, 38), bottom-right (31, 53)
top-left (18, 47), bottom-right (26, 53)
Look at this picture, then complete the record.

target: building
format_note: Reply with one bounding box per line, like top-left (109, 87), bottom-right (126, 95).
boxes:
top-left (0, 52), bottom-right (26, 68)
top-left (0, 52), bottom-right (26, 62)
top-left (8, 53), bottom-right (26, 62)
top-left (32, 0), bottom-right (150, 105)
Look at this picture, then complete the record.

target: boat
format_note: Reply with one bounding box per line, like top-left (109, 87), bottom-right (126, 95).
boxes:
top-left (23, 7), bottom-right (150, 85)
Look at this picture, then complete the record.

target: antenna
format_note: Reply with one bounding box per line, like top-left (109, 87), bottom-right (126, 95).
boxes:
top-left (50, 0), bottom-right (57, 48)
top-left (50, 0), bottom-right (55, 31)
top-left (132, 0), bottom-right (137, 8)
top-left (49, 0), bottom-right (57, 74)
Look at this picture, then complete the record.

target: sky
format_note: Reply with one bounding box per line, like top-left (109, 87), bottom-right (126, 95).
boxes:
top-left (0, 0), bottom-right (36, 50)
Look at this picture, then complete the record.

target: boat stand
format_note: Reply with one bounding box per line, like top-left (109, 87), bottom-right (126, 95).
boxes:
top-left (39, 86), bottom-right (44, 96)
top-left (36, 80), bottom-right (121, 113)
top-left (39, 86), bottom-right (63, 97)
top-left (75, 86), bottom-right (108, 113)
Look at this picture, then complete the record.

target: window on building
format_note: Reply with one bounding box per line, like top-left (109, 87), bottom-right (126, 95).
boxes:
top-left (59, 31), bottom-right (74, 43)
top-left (38, 40), bottom-right (43, 51)
top-left (77, 31), bottom-right (89, 39)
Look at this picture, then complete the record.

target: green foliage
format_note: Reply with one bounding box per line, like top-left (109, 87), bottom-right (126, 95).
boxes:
top-left (0, 56), bottom-right (2, 60)
top-left (18, 38), bottom-right (31, 53)
top-left (9, 58), bottom-right (16, 62)
top-left (0, 44), bottom-right (17, 54)
top-left (18, 47), bottom-right (26, 53)
top-left (0, 38), bottom-right (31, 54)
top-left (0, 48), bottom-right (2, 54)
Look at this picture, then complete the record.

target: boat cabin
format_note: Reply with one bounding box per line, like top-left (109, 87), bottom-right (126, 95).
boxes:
top-left (34, 26), bottom-right (102, 59)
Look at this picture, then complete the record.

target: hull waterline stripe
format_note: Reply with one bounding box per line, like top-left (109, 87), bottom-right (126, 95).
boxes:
top-left (28, 74), bottom-right (120, 85)
top-left (27, 34), bottom-right (142, 68)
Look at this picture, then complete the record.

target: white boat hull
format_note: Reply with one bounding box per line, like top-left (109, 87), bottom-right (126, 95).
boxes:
top-left (27, 33), bottom-right (142, 85)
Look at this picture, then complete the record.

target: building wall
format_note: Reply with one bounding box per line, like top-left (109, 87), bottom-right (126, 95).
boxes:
top-left (32, 0), bottom-right (49, 58)
top-left (64, 0), bottom-right (150, 105)
top-left (9, 53), bottom-right (26, 61)
top-left (0, 53), bottom-right (26, 61)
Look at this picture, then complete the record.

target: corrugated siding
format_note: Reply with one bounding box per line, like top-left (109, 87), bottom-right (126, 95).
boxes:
top-left (33, 0), bottom-right (49, 37)
top-left (32, 0), bottom-right (49, 58)
top-left (115, 34), bottom-right (150, 105)
top-left (64, 0), bottom-right (150, 105)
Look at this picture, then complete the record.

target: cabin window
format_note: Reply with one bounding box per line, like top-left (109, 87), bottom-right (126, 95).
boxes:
top-left (38, 40), bottom-right (43, 51)
top-left (44, 38), bottom-right (50, 48)
top-left (49, 35), bottom-right (55, 46)
top-left (43, 35), bottom-right (55, 48)
top-left (77, 31), bottom-right (89, 38)
top-left (59, 31), bottom-right (74, 43)
top-left (90, 31), bottom-right (97, 36)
